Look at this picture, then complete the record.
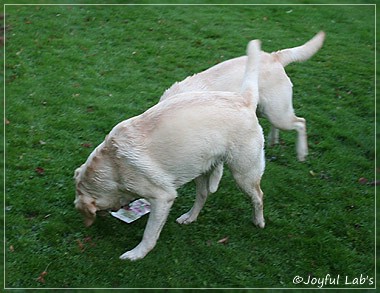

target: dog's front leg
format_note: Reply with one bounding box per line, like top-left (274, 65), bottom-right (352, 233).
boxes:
top-left (120, 195), bottom-right (175, 261)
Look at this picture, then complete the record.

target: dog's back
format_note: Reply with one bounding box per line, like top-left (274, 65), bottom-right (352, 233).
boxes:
top-left (110, 39), bottom-right (263, 189)
top-left (109, 92), bottom-right (258, 188)
top-left (160, 31), bottom-right (325, 102)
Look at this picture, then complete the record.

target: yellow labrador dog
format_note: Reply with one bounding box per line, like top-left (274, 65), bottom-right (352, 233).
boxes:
top-left (160, 31), bottom-right (325, 162)
top-left (74, 40), bottom-right (265, 261)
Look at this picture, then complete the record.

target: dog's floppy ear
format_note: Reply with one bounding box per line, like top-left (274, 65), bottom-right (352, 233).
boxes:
top-left (82, 196), bottom-right (97, 227)
top-left (74, 165), bottom-right (83, 180)
top-left (75, 193), bottom-right (98, 227)
top-left (84, 201), bottom-right (97, 227)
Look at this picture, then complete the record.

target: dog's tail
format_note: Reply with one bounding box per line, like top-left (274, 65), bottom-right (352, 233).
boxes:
top-left (272, 31), bottom-right (325, 67)
top-left (240, 39), bottom-right (261, 109)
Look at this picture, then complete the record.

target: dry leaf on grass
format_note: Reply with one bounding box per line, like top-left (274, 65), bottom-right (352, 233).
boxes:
top-left (76, 239), bottom-right (85, 252)
top-left (217, 236), bottom-right (229, 244)
top-left (77, 236), bottom-right (96, 252)
top-left (35, 167), bottom-right (45, 175)
top-left (36, 263), bottom-right (51, 284)
top-left (358, 177), bottom-right (368, 184)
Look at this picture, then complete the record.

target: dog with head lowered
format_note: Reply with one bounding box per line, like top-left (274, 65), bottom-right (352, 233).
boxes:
top-left (74, 40), bottom-right (265, 261)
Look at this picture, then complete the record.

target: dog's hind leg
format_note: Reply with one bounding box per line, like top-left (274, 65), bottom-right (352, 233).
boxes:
top-left (267, 126), bottom-right (280, 146)
top-left (229, 140), bottom-right (265, 228)
top-left (233, 172), bottom-right (265, 229)
top-left (176, 175), bottom-right (210, 224)
top-left (268, 112), bottom-right (308, 161)
top-left (293, 117), bottom-right (308, 161)
top-left (120, 190), bottom-right (176, 261)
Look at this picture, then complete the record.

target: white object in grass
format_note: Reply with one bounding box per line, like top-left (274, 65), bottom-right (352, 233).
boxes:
top-left (111, 199), bottom-right (151, 223)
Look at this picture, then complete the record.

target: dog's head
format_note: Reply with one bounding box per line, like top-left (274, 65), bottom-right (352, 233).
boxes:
top-left (74, 143), bottom-right (132, 226)
top-left (74, 185), bottom-right (98, 227)
top-left (74, 163), bottom-right (101, 227)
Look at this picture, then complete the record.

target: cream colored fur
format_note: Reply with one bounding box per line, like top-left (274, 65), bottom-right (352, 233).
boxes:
top-left (74, 40), bottom-right (264, 261)
top-left (160, 31), bottom-right (325, 162)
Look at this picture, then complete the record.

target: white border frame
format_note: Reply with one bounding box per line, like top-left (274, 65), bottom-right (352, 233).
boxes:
top-left (3, 2), bottom-right (377, 290)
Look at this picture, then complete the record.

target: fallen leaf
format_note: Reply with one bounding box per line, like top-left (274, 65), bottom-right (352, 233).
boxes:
top-left (39, 140), bottom-right (46, 145)
top-left (36, 263), bottom-right (51, 284)
top-left (81, 143), bottom-right (92, 148)
top-left (309, 170), bottom-right (317, 177)
top-left (358, 177), bottom-right (368, 184)
top-left (5, 118), bottom-right (10, 125)
top-left (217, 236), bottom-right (229, 244)
top-left (35, 167), bottom-right (45, 175)
top-left (77, 239), bottom-right (85, 252)
top-left (10, 245), bottom-right (14, 252)
top-left (36, 275), bottom-right (46, 284)
top-left (37, 271), bottom-right (48, 283)
top-left (77, 237), bottom-right (96, 252)
top-left (84, 236), bottom-right (96, 247)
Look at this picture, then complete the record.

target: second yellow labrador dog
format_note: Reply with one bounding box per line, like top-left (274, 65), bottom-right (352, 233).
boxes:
top-left (161, 31), bottom-right (325, 162)
top-left (74, 40), bottom-right (265, 261)
top-left (159, 32), bottom-right (325, 205)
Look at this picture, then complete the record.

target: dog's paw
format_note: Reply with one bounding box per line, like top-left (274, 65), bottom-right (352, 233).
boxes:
top-left (253, 218), bottom-right (265, 229)
top-left (297, 153), bottom-right (307, 162)
top-left (176, 212), bottom-right (196, 224)
top-left (119, 249), bottom-right (146, 261)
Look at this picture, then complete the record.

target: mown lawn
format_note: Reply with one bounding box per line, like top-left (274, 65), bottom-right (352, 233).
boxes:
top-left (4, 3), bottom-right (376, 290)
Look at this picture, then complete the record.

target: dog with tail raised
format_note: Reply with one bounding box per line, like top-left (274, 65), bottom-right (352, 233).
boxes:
top-left (161, 31), bottom-right (326, 162)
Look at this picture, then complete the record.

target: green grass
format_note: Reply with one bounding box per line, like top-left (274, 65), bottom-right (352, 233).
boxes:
top-left (4, 3), bottom-right (376, 290)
